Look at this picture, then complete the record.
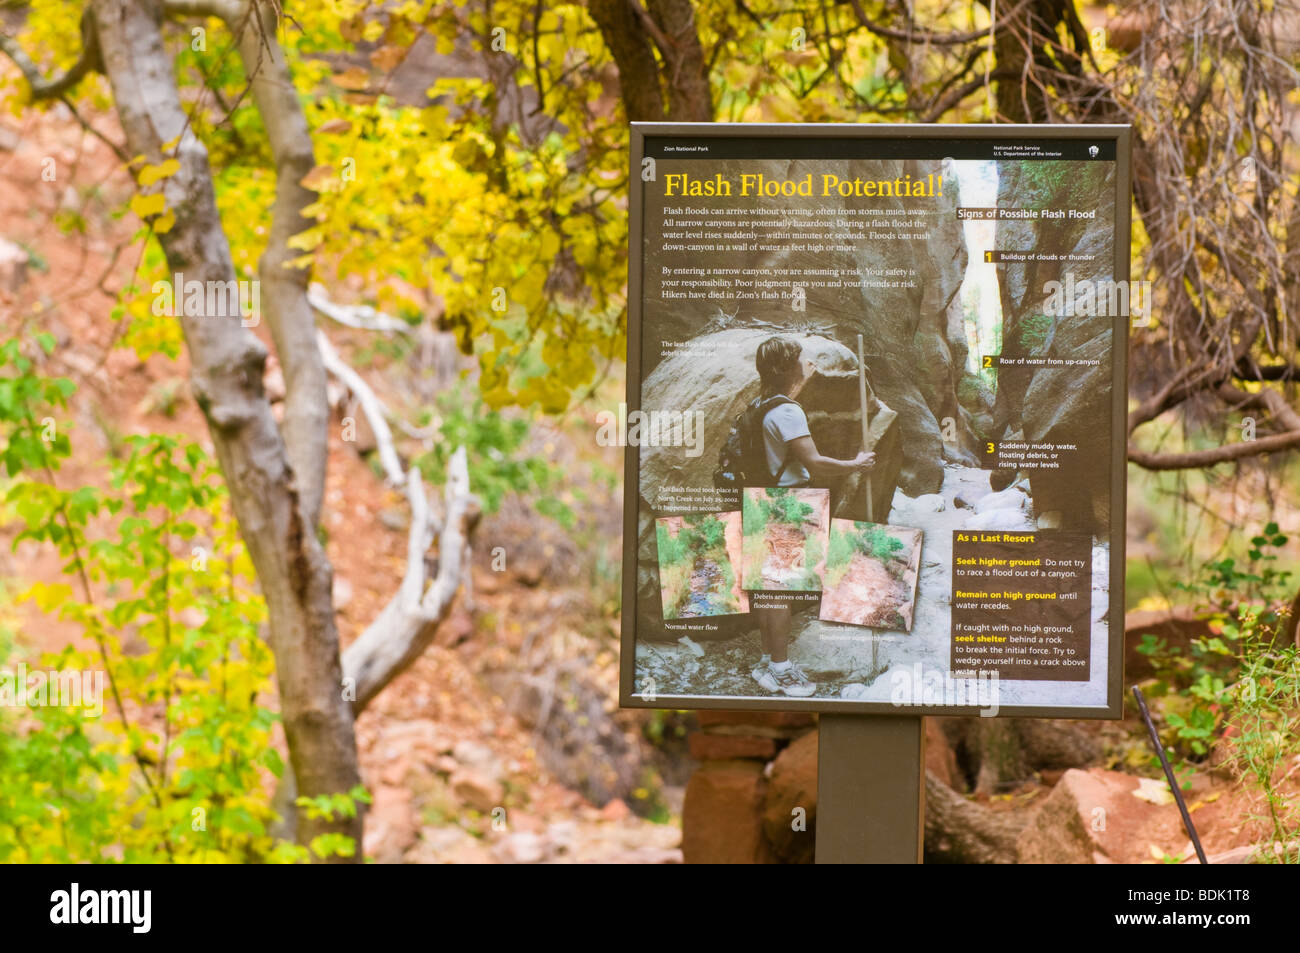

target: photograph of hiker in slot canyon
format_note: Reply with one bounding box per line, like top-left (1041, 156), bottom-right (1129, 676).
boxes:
top-left (631, 151), bottom-right (1117, 708)
top-left (740, 336), bottom-right (869, 698)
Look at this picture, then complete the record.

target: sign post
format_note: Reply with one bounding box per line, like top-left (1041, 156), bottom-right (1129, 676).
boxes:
top-left (816, 714), bottom-right (925, 863)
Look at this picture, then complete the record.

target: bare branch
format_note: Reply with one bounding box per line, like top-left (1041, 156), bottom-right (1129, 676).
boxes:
top-left (316, 330), bottom-right (406, 488)
top-left (308, 283), bottom-right (413, 334)
top-left (341, 447), bottom-right (479, 713)
top-left (1128, 429), bottom-right (1300, 470)
top-left (0, 10), bottom-right (101, 100)
top-left (221, 0), bottom-right (331, 527)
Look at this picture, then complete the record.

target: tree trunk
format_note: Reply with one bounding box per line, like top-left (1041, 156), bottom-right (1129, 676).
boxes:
top-left (972, 719), bottom-right (1028, 796)
top-left (924, 770), bottom-right (1025, 864)
top-left (587, 0), bottom-right (712, 122)
top-left (954, 718), bottom-right (1101, 794)
top-left (90, 0), bottom-right (363, 860)
top-left (231, 0), bottom-right (330, 527)
top-left (645, 0), bottom-right (712, 121)
top-left (586, 0), bottom-right (666, 121)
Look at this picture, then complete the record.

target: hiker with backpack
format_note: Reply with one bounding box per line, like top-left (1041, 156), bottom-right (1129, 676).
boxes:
top-left (715, 335), bottom-right (877, 697)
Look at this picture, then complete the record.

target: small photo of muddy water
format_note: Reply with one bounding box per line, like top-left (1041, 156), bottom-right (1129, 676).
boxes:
top-left (819, 520), bottom-right (923, 630)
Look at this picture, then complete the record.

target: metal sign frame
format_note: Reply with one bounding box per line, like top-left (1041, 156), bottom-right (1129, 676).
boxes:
top-left (620, 122), bottom-right (1132, 720)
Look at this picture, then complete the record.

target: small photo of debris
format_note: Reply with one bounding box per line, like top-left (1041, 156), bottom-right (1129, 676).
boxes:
top-left (741, 487), bottom-right (830, 591)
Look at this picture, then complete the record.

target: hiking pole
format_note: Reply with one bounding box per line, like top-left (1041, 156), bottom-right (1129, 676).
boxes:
top-left (1131, 685), bottom-right (1208, 865)
top-left (857, 333), bottom-right (873, 524)
top-left (857, 333), bottom-right (879, 676)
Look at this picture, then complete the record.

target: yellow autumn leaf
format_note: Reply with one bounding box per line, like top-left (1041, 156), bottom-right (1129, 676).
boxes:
top-left (760, 94), bottom-right (802, 122)
top-left (724, 61), bottom-right (757, 88)
top-left (26, 581), bottom-right (73, 613)
top-left (129, 192), bottom-right (167, 219)
top-left (153, 209), bottom-right (176, 234)
top-left (138, 159), bottom-right (180, 186)
top-left (286, 227), bottom-right (323, 251)
top-left (1132, 777), bottom-right (1174, 805)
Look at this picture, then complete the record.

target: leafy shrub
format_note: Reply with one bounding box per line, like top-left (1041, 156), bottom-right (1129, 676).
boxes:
top-left (415, 383), bottom-right (571, 526)
top-left (0, 336), bottom-right (319, 862)
top-left (685, 514), bottom-right (727, 552)
top-left (1139, 522), bottom-right (1300, 859)
top-left (1140, 524), bottom-right (1291, 760)
top-left (1228, 623), bottom-right (1299, 863)
top-left (859, 524), bottom-right (905, 562)
top-left (742, 489), bottom-right (767, 537)
top-left (765, 487), bottom-right (813, 525)
top-left (656, 522), bottom-right (687, 567)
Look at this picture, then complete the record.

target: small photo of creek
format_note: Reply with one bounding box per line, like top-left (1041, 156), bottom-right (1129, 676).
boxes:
top-left (655, 512), bottom-right (748, 620)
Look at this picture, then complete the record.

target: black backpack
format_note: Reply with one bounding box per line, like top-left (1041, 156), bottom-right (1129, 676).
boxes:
top-left (713, 395), bottom-right (797, 488)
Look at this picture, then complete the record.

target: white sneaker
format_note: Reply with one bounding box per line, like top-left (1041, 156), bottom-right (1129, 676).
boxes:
top-left (769, 663), bottom-right (817, 698)
top-left (752, 663), bottom-right (780, 693)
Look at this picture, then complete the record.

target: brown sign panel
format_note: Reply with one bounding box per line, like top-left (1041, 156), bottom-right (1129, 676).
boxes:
top-left (620, 124), bottom-right (1130, 718)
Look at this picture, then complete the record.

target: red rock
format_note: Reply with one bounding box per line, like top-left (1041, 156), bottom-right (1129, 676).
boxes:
top-left (450, 769), bottom-right (505, 814)
top-left (762, 729), bottom-right (817, 863)
top-left (1017, 768), bottom-right (1185, 864)
top-left (362, 784), bottom-right (417, 864)
top-left (598, 798), bottom-right (631, 821)
top-left (493, 831), bottom-right (547, 864)
top-left (688, 732), bottom-right (778, 761)
top-left (1124, 608), bottom-right (1213, 680)
top-left (435, 608), bottom-right (474, 648)
top-left (379, 752), bottom-right (413, 786)
top-left (682, 760), bottom-right (775, 864)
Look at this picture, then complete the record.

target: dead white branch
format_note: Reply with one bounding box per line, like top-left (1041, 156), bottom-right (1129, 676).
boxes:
top-left (342, 446), bottom-right (479, 713)
top-left (316, 330), bottom-right (406, 487)
top-left (308, 284), bottom-right (413, 334)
